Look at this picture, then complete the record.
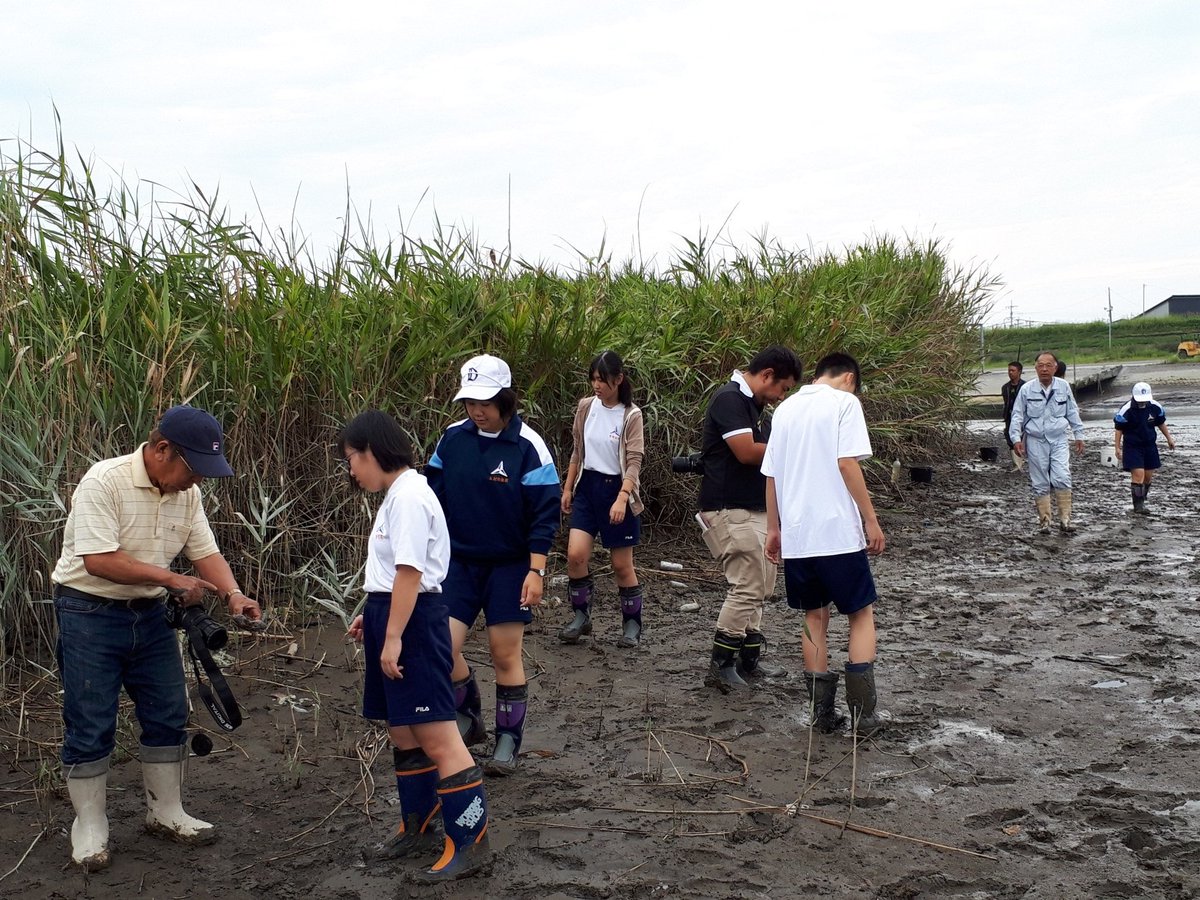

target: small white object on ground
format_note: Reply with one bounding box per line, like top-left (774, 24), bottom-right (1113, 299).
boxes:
top-left (679, 601), bottom-right (700, 612)
top-left (659, 561), bottom-right (683, 571)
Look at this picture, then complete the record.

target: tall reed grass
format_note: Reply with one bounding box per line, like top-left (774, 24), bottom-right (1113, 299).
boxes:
top-left (0, 136), bottom-right (995, 674)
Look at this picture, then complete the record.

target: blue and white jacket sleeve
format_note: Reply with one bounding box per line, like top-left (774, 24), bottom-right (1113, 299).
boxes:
top-left (518, 425), bottom-right (561, 556)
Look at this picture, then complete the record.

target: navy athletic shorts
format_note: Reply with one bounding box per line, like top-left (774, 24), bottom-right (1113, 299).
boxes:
top-left (783, 550), bottom-right (877, 615)
top-left (361, 591), bottom-right (456, 726)
top-left (569, 469), bottom-right (640, 549)
top-left (442, 558), bottom-right (533, 627)
top-left (1122, 443), bottom-right (1161, 472)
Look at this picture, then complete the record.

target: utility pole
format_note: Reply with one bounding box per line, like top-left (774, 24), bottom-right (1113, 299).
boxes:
top-left (1008, 297), bottom-right (1016, 328)
top-left (1107, 288), bottom-right (1113, 352)
top-left (1142, 283), bottom-right (1146, 314)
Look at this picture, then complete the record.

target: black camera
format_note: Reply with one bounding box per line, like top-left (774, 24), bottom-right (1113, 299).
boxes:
top-left (671, 452), bottom-right (705, 475)
top-left (167, 602), bottom-right (228, 651)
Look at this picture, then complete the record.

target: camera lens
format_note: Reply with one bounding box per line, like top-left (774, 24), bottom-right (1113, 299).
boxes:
top-left (182, 606), bottom-right (228, 651)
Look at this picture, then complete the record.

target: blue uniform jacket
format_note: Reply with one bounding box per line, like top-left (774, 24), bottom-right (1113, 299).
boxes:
top-left (426, 414), bottom-right (561, 562)
top-left (1113, 400), bottom-right (1166, 447)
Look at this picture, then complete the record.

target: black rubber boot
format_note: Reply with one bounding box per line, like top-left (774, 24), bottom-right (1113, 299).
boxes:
top-left (559, 577), bottom-right (593, 644)
top-left (738, 631), bottom-right (787, 679)
top-left (844, 662), bottom-right (884, 735)
top-left (803, 671), bottom-right (847, 733)
top-left (704, 631), bottom-right (750, 693)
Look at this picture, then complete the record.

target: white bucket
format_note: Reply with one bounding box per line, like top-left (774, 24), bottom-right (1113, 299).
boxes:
top-left (1100, 448), bottom-right (1119, 468)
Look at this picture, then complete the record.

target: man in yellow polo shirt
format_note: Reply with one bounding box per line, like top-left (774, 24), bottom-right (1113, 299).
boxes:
top-left (51, 406), bottom-right (261, 871)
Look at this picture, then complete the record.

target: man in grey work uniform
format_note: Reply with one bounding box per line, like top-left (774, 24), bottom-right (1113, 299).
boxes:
top-left (52, 406), bottom-right (261, 870)
top-left (1009, 352), bottom-right (1085, 533)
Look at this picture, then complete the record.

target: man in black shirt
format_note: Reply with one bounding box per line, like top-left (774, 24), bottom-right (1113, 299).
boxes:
top-left (698, 346), bottom-right (802, 692)
top-left (1001, 361), bottom-right (1025, 471)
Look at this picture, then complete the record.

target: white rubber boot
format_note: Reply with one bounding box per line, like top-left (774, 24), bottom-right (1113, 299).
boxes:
top-left (67, 773), bottom-right (111, 870)
top-left (143, 758), bottom-right (218, 845)
top-left (1035, 495), bottom-right (1053, 534)
top-left (1055, 489), bottom-right (1076, 532)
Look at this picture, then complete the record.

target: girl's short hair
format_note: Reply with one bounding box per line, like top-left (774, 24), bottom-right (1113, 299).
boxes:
top-left (589, 350), bottom-right (633, 406)
top-left (469, 387), bottom-right (518, 423)
top-left (338, 410), bottom-right (415, 471)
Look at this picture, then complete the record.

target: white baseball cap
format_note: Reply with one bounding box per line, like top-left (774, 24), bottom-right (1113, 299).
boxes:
top-left (453, 354), bottom-right (512, 401)
top-left (1132, 382), bottom-right (1153, 402)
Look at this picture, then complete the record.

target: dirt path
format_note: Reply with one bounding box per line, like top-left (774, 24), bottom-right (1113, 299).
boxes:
top-left (2, 381), bottom-right (1198, 899)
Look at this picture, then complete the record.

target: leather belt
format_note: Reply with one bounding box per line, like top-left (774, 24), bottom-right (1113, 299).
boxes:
top-left (54, 585), bottom-right (164, 611)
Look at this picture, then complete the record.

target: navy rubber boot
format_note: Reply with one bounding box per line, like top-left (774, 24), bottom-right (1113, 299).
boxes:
top-left (362, 748), bottom-right (443, 861)
top-left (415, 765), bottom-right (491, 882)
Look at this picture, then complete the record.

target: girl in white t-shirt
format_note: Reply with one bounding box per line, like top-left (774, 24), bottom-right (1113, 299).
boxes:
top-left (559, 351), bottom-right (647, 647)
top-left (341, 410), bottom-right (490, 882)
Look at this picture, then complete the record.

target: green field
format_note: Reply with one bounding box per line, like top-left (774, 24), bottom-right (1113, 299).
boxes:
top-left (983, 317), bottom-right (1200, 365)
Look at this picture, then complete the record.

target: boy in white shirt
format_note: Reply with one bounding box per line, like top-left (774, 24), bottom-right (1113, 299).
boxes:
top-left (763, 353), bottom-right (886, 734)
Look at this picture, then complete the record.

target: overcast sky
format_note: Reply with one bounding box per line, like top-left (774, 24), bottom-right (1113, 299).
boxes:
top-left (4, 1), bottom-right (1197, 324)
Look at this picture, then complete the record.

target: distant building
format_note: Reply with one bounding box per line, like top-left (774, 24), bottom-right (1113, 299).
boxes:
top-left (1140, 295), bottom-right (1200, 318)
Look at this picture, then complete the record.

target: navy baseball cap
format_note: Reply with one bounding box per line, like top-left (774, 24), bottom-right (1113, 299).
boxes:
top-left (158, 406), bottom-right (234, 478)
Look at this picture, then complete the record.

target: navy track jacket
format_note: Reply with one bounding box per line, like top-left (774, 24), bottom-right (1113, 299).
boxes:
top-left (426, 414), bottom-right (561, 562)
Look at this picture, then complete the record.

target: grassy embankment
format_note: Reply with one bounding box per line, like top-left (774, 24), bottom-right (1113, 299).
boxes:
top-left (0, 138), bottom-right (996, 673)
top-left (984, 317), bottom-right (1200, 366)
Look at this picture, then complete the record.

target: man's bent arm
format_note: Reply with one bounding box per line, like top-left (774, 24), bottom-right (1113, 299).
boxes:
top-left (82, 551), bottom-right (215, 602)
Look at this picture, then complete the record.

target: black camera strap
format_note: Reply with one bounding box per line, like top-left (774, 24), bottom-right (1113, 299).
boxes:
top-left (183, 628), bottom-right (242, 732)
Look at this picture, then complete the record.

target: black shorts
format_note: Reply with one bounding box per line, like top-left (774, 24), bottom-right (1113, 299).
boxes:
top-left (568, 469), bottom-right (640, 549)
top-left (361, 592), bottom-right (456, 726)
top-left (783, 550), bottom-right (877, 615)
top-left (1122, 443), bottom-right (1161, 472)
top-left (442, 558), bottom-right (532, 627)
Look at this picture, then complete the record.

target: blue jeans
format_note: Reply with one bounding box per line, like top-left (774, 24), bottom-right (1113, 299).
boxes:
top-left (55, 593), bottom-right (189, 776)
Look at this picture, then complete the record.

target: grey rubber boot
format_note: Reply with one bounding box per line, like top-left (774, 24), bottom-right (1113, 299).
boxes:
top-left (616, 584), bottom-right (643, 648)
top-left (559, 577), bottom-right (593, 644)
top-left (803, 671), bottom-right (846, 733)
top-left (453, 670), bottom-right (488, 747)
top-left (844, 663), bottom-right (885, 735)
top-left (704, 631), bottom-right (750, 693)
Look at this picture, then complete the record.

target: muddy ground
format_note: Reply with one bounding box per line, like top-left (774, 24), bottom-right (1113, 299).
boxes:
top-left (2, 364), bottom-right (1198, 899)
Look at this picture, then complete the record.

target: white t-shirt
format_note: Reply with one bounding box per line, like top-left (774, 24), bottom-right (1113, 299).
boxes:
top-left (761, 383), bottom-right (873, 558)
top-left (582, 398), bottom-right (624, 475)
top-left (363, 469), bottom-right (450, 594)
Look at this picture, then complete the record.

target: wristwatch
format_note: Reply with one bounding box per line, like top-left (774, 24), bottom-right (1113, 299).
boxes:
top-left (529, 567), bottom-right (546, 577)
